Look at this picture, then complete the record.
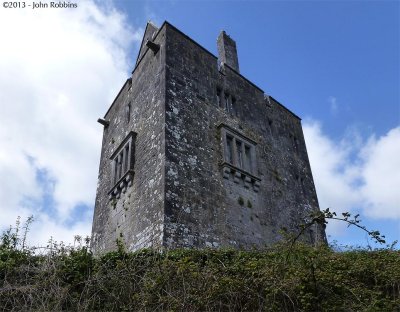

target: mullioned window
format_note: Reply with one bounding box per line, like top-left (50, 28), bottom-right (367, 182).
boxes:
top-left (108, 132), bottom-right (136, 199)
top-left (220, 125), bottom-right (260, 192)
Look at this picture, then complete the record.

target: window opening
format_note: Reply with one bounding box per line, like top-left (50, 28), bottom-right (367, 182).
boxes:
top-left (216, 89), bottom-right (222, 108)
top-left (126, 103), bottom-right (131, 123)
top-left (224, 93), bottom-right (230, 112)
top-left (124, 144), bottom-right (130, 172)
top-left (220, 125), bottom-right (260, 192)
top-left (268, 119), bottom-right (274, 135)
top-left (117, 154), bottom-right (123, 182)
top-left (112, 160), bottom-right (117, 185)
top-left (109, 132), bottom-right (136, 199)
top-left (231, 97), bottom-right (237, 116)
top-left (216, 87), bottom-right (237, 115)
top-left (226, 135), bottom-right (233, 164)
top-left (244, 145), bottom-right (251, 172)
top-left (236, 140), bottom-right (243, 168)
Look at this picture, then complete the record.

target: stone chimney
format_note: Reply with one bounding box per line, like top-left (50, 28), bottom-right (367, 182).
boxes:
top-left (217, 31), bottom-right (240, 73)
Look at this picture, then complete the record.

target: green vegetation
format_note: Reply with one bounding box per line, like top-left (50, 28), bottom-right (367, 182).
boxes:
top-left (272, 168), bottom-right (283, 183)
top-left (247, 199), bottom-right (252, 208)
top-left (1, 217), bottom-right (399, 311)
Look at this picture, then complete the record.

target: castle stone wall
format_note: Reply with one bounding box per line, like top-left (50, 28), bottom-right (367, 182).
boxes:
top-left (163, 24), bottom-right (323, 248)
top-left (91, 22), bottom-right (325, 254)
top-left (91, 27), bottom-right (167, 253)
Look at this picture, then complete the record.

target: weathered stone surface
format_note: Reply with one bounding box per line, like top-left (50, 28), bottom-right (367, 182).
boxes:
top-left (91, 21), bottom-right (326, 254)
top-left (217, 31), bottom-right (240, 73)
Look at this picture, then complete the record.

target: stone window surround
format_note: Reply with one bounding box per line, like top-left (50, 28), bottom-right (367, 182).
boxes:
top-left (108, 131), bottom-right (136, 200)
top-left (219, 124), bottom-right (261, 192)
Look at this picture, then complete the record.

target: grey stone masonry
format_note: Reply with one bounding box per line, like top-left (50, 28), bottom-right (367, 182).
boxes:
top-left (91, 21), bottom-right (326, 254)
top-left (217, 31), bottom-right (240, 73)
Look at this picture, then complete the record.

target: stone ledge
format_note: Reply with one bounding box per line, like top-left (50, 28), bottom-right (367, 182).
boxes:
top-left (108, 170), bottom-right (135, 200)
top-left (221, 162), bottom-right (261, 192)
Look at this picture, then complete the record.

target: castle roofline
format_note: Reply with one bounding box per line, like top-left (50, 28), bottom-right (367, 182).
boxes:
top-left (103, 78), bottom-right (131, 118)
top-left (104, 21), bottom-right (300, 121)
top-left (132, 21), bottom-right (265, 95)
top-left (269, 96), bottom-right (301, 121)
top-left (135, 21), bottom-right (159, 66)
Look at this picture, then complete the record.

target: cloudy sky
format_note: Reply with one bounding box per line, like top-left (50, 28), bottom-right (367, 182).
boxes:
top-left (0, 0), bottom-right (398, 248)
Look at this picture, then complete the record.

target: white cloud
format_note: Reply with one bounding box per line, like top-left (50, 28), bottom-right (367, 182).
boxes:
top-left (0, 1), bottom-right (142, 245)
top-left (360, 128), bottom-right (400, 219)
top-left (303, 121), bottom-right (400, 237)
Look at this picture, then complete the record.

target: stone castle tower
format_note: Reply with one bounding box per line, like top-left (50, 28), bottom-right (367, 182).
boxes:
top-left (91, 21), bottom-right (325, 253)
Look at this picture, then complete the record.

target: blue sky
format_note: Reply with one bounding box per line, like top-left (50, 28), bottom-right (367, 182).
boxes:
top-left (0, 0), bottom-right (398, 249)
top-left (117, 0), bottom-right (399, 137)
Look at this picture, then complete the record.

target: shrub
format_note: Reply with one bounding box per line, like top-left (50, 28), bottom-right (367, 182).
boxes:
top-left (1, 216), bottom-right (398, 311)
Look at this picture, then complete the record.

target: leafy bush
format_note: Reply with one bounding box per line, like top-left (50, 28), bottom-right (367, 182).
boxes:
top-left (1, 218), bottom-right (399, 311)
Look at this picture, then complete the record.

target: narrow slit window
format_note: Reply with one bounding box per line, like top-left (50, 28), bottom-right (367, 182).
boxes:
top-left (268, 119), bottom-right (274, 135)
top-left (126, 103), bottom-right (131, 123)
top-left (224, 93), bottom-right (230, 112)
top-left (231, 97), bottom-right (237, 116)
top-left (217, 89), bottom-right (222, 107)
